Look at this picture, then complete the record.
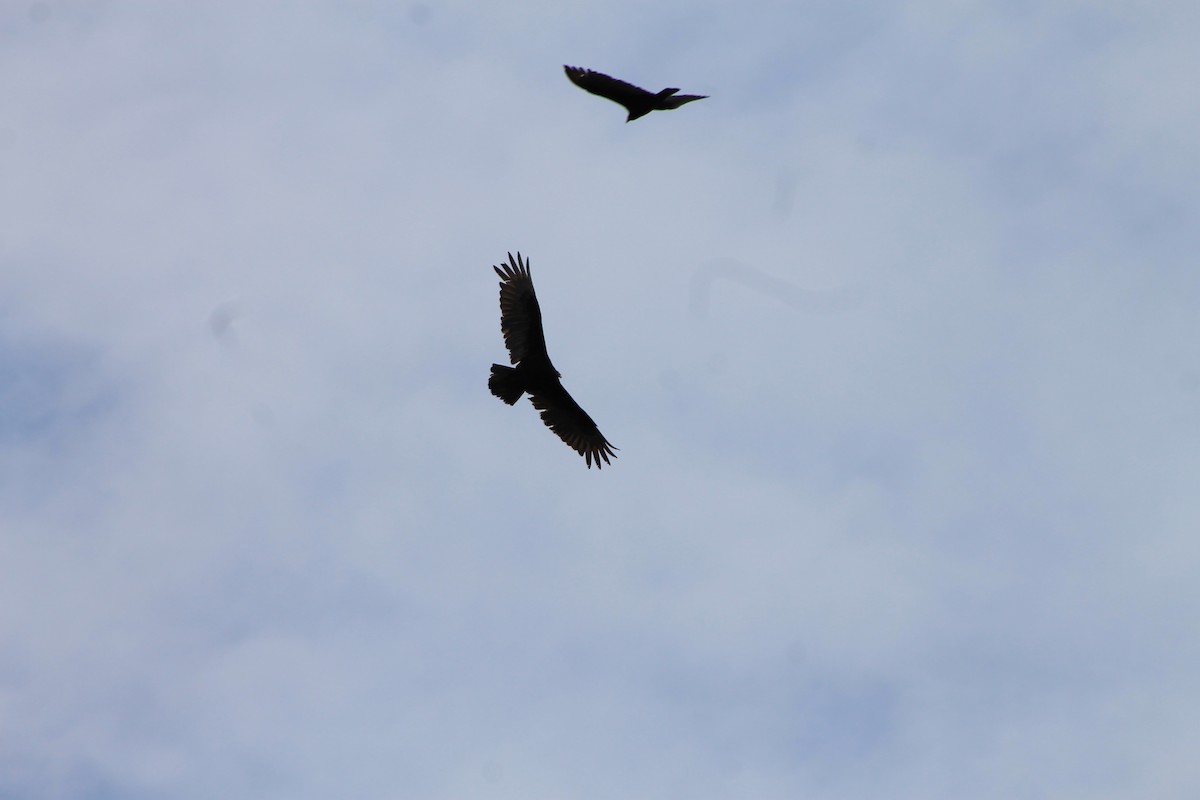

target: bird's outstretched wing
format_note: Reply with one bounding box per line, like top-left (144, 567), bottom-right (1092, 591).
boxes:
top-left (494, 252), bottom-right (549, 366)
top-left (528, 382), bottom-right (619, 469)
top-left (564, 65), bottom-right (654, 106)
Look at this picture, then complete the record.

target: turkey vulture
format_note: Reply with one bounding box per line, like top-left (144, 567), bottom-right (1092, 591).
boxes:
top-left (489, 252), bottom-right (618, 469)
top-left (564, 65), bottom-right (707, 122)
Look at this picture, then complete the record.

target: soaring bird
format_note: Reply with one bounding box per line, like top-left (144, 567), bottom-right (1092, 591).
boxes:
top-left (489, 252), bottom-right (618, 469)
top-left (564, 65), bottom-right (707, 122)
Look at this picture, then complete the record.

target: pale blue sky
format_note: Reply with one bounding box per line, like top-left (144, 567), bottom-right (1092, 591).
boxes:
top-left (2, 1), bottom-right (1198, 798)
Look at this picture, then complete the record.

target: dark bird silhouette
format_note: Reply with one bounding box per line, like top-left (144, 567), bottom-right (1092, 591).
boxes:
top-left (489, 252), bottom-right (618, 469)
top-left (564, 65), bottom-right (707, 122)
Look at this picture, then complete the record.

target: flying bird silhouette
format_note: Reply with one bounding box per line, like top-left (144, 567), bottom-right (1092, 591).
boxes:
top-left (564, 65), bottom-right (707, 122)
top-left (489, 252), bottom-right (618, 469)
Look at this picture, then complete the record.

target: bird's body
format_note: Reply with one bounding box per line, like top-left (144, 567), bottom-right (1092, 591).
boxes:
top-left (564, 65), bottom-right (707, 122)
top-left (489, 252), bottom-right (617, 469)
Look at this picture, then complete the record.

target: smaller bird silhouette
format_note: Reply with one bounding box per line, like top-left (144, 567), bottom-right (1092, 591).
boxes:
top-left (564, 65), bottom-right (707, 122)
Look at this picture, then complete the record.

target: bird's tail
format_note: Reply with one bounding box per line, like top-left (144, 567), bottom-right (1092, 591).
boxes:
top-left (489, 364), bottom-right (525, 405)
top-left (661, 93), bottom-right (707, 109)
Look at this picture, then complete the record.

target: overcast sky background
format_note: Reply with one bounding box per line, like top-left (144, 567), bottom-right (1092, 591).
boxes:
top-left (2, 1), bottom-right (1198, 797)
